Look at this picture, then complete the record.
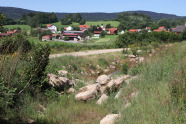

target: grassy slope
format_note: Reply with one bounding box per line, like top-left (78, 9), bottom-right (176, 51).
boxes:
top-left (43, 41), bottom-right (186, 123)
top-left (105, 41), bottom-right (186, 123)
top-left (51, 21), bottom-right (120, 30)
top-left (3, 25), bottom-right (32, 31)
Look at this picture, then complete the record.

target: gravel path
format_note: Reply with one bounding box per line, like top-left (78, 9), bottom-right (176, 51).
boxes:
top-left (49, 48), bottom-right (124, 58)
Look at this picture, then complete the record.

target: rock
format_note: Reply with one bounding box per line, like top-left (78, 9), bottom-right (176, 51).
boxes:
top-left (97, 94), bottom-right (108, 105)
top-left (107, 80), bottom-right (115, 89)
top-left (128, 55), bottom-right (136, 58)
top-left (28, 118), bottom-right (35, 124)
top-left (100, 85), bottom-right (108, 94)
top-left (112, 62), bottom-right (117, 65)
top-left (103, 69), bottom-right (109, 73)
top-left (110, 65), bottom-right (116, 69)
top-left (137, 50), bottom-right (142, 53)
top-left (90, 70), bottom-right (95, 74)
top-left (137, 57), bottom-right (144, 63)
top-left (75, 84), bottom-right (100, 101)
top-left (100, 114), bottom-right (121, 124)
top-left (123, 102), bottom-right (131, 109)
top-left (129, 90), bottom-right (139, 99)
top-left (58, 70), bottom-right (68, 76)
top-left (115, 90), bottom-right (122, 99)
top-left (47, 74), bottom-right (73, 89)
top-left (96, 75), bottom-right (110, 85)
top-left (67, 88), bottom-right (76, 93)
top-left (114, 77), bottom-right (124, 88)
top-left (39, 104), bottom-right (46, 112)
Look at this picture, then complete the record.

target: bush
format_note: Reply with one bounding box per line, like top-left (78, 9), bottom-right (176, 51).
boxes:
top-left (121, 63), bottom-right (128, 74)
top-left (0, 33), bottom-right (32, 54)
top-left (63, 36), bottom-right (69, 41)
top-left (100, 31), bottom-right (106, 38)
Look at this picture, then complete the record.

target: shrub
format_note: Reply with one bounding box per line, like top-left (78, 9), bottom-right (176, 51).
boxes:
top-left (0, 33), bottom-right (32, 54)
top-left (121, 63), bottom-right (128, 74)
top-left (63, 36), bottom-right (69, 41)
top-left (100, 31), bottom-right (106, 38)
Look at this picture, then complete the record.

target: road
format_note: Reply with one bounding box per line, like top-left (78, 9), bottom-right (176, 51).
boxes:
top-left (49, 48), bottom-right (124, 58)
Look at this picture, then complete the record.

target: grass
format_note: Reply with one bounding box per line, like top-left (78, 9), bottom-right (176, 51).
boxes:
top-left (101, 41), bottom-right (186, 123)
top-left (3, 25), bottom-right (32, 31)
top-left (46, 21), bottom-right (120, 30)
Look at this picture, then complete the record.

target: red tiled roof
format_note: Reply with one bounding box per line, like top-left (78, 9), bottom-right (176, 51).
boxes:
top-left (64, 27), bottom-right (67, 29)
top-left (129, 29), bottom-right (138, 32)
top-left (47, 24), bottom-right (52, 27)
top-left (153, 29), bottom-right (161, 32)
top-left (0, 33), bottom-right (11, 36)
top-left (79, 25), bottom-right (89, 29)
top-left (94, 31), bottom-right (102, 34)
top-left (52, 34), bottom-right (58, 37)
top-left (108, 28), bottom-right (118, 31)
top-left (63, 33), bottom-right (78, 36)
top-left (171, 28), bottom-right (175, 31)
top-left (158, 26), bottom-right (165, 30)
top-left (42, 35), bottom-right (52, 38)
top-left (146, 27), bottom-right (151, 30)
top-left (7, 31), bottom-right (14, 34)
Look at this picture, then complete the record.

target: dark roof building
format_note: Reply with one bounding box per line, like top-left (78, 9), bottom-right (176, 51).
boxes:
top-left (173, 24), bottom-right (186, 34)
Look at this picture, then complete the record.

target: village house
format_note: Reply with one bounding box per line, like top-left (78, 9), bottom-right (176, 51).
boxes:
top-left (107, 28), bottom-right (118, 35)
top-left (94, 31), bottom-right (102, 37)
top-left (64, 26), bottom-right (73, 31)
top-left (173, 24), bottom-right (186, 34)
top-left (153, 26), bottom-right (167, 32)
top-left (146, 27), bottom-right (151, 32)
top-left (0, 33), bottom-right (11, 38)
top-left (63, 31), bottom-right (85, 41)
top-left (79, 25), bottom-right (89, 30)
top-left (42, 35), bottom-right (52, 41)
top-left (47, 24), bottom-right (58, 33)
top-left (129, 29), bottom-right (138, 33)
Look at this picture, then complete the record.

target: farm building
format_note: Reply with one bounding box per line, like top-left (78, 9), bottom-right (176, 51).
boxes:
top-left (79, 25), bottom-right (89, 30)
top-left (129, 29), bottom-right (138, 33)
top-left (64, 26), bottom-right (73, 31)
top-left (42, 35), bottom-right (52, 41)
top-left (94, 31), bottom-right (102, 37)
top-left (173, 24), bottom-right (186, 34)
top-left (107, 28), bottom-right (118, 35)
top-left (63, 31), bottom-right (84, 41)
top-left (47, 24), bottom-right (58, 33)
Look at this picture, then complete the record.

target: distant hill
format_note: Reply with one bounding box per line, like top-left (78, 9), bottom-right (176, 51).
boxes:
top-left (0, 6), bottom-right (185, 21)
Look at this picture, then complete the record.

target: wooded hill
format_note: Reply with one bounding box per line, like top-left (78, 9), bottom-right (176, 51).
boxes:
top-left (0, 6), bottom-right (185, 21)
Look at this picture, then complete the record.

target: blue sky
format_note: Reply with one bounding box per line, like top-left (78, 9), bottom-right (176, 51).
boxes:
top-left (0, 0), bottom-right (186, 16)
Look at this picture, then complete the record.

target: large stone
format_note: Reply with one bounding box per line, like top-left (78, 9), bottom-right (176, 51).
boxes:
top-left (115, 90), bottom-right (122, 99)
top-left (48, 74), bottom-right (73, 90)
top-left (100, 114), bottom-right (121, 124)
top-left (97, 75), bottom-right (110, 85)
top-left (128, 55), bottom-right (136, 58)
top-left (58, 70), bottom-right (68, 77)
top-left (100, 85), bottom-right (108, 94)
top-left (67, 88), bottom-right (76, 94)
top-left (107, 80), bottom-right (115, 89)
top-left (97, 94), bottom-right (108, 105)
top-left (75, 84), bottom-right (100, 101)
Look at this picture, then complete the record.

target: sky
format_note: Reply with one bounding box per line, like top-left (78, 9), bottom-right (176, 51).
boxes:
top-left (0, 0), bottom-right (186, 16)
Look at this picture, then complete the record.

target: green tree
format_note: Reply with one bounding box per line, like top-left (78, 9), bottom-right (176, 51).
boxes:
top-left (0, 12), bottom-right (5, 31)
top-left (182, 28), bottom-right (186, 40)
top-left (150, 23), bottom-right (159, 31)
top-left (79, 19), bottom-right (86, 25)
top-left (158, 18), bottom-right (170, 28)
top-left (106, 24), bottom-right (111, 28)
top-left (100, 31), bottom-right (106, 38)
top-left (24, 44), bottom-right (51, 90)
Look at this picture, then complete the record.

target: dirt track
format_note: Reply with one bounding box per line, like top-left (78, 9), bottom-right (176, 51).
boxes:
top-left (49, 48), bottom-right (124, 58)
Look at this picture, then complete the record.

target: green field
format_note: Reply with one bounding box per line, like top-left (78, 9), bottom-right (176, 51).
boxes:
top-left (3, 25), bottom-right (32, 31)
top-left (49, 21), bottom-right (120, 30)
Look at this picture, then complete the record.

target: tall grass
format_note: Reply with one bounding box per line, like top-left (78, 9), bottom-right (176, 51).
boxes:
top-left (114, 41), bottom-right (186, 123)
